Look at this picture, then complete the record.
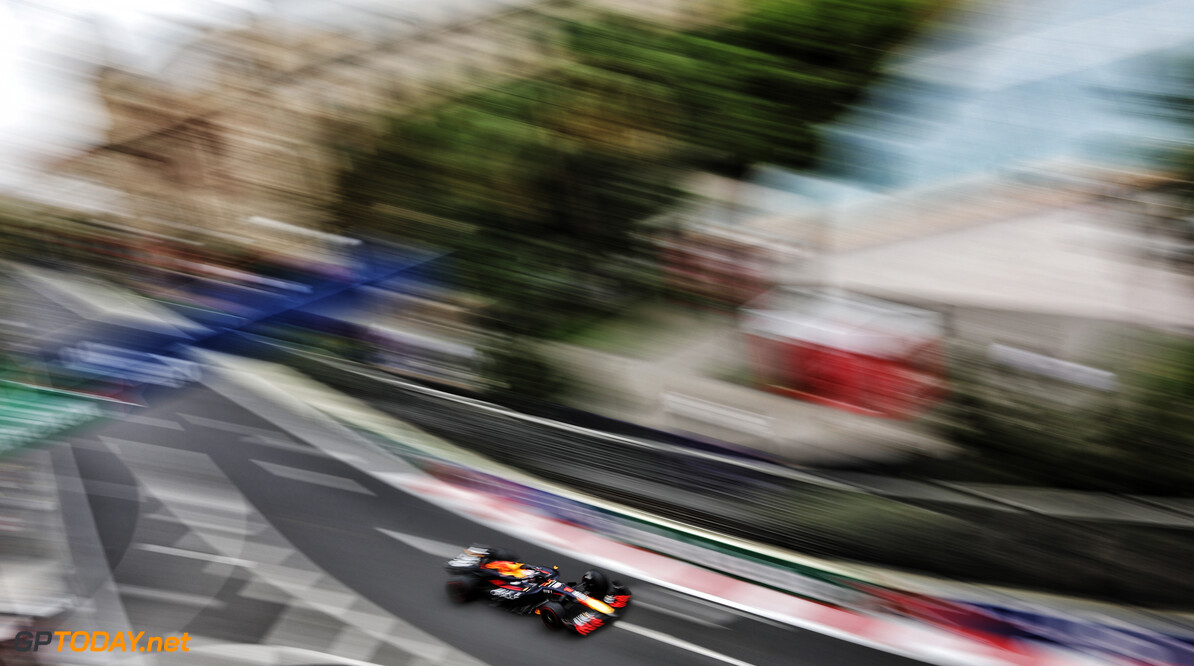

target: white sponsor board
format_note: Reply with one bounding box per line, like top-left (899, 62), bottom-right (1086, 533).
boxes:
top-left (988, 344), bottom-right (1117, 391)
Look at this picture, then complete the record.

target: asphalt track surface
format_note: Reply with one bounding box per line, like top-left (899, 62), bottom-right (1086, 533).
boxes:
top-left (67, 382), bottom-right (926, 666)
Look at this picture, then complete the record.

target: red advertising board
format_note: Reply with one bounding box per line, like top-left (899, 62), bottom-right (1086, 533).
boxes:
top-left (743, 290), bottom-right (946, 419)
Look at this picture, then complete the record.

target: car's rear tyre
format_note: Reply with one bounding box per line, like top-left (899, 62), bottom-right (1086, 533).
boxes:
top-left (576, 569), bottom-right (610, 600)
top-left (446, 576), bottom-right (480, 603)
top-left (538, 601), bottom-right (567, 631)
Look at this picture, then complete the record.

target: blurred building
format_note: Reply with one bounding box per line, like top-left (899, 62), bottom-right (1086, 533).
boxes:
top-left (657, 227), bottom-right (782, 307)
top-left (51, 0), bottom-right (730, 252)
top-left (653, 171), bottom-right (817, 307)
top-left (57, 16), bottom-right (530, 245)
top-left (648, 0), bottom-right (1194, 417)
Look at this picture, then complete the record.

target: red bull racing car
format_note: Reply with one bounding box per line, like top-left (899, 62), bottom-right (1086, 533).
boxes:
top-left (444, 544), bottom-right (631, 636)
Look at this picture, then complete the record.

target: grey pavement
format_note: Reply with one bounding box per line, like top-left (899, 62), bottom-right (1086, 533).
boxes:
top-left (0, 447), bottom-right (76, 626)
top-left (54, 417), bottom-right (490, 666)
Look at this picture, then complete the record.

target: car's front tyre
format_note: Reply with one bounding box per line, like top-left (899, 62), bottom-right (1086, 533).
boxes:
top-left (576, 569), bottom-right (610, 599)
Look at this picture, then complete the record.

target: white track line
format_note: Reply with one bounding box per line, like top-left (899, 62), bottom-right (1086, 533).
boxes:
top-left (252, 460), bottom-right (375, 496)
top-left (117, 584), bottom-right (226, 610)
top-left (376, 528), bottom-right (462, 559)
top-left (134, 543), bottom-right (256, 569)
top-left (180, 414), bottom-right (283, 438)
top-left (618, 623), bottom-right (759, 666)
top-left (120, 415), bottom-right (184, 430)
top-left (629, 600), bottom-right (728, 629)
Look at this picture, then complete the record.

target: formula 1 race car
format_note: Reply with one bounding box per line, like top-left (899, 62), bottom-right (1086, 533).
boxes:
top-left (444, 544), bottom-right (631, 636)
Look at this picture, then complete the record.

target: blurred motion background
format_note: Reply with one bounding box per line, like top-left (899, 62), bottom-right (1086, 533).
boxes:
top-left (2, 0), bottom-right (1194, 662)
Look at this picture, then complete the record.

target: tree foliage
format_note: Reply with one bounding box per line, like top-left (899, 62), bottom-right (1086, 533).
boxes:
top-left (331, 0), bottom-right (933, 337)
top-left (940, 335), bottom-right (1194, 495)
top-left (567, 0), bottom-right (931, 174)
top-left (481, 339), bottom-right (572, 401)
top-left (333, 76), bottom-right (686, 336)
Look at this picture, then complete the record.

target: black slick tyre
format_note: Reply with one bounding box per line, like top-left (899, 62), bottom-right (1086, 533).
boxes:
top-left (577, 569), bottom-right (610, 599)
top-left (538, 601), bottom-right (566, 631)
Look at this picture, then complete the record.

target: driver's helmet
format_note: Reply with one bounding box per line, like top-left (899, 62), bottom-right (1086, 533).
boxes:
top-left (463, 545), bottom-right (489, 558)
top-left (521, 564), bottom-right (546, 579)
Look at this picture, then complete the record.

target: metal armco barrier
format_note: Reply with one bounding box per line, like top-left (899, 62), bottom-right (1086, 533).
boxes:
top-left (277, 344), bottom-right (1194, 609)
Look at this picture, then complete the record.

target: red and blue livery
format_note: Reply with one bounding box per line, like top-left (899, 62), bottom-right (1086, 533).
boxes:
top-left (444, 544), bottom-right (631, 636)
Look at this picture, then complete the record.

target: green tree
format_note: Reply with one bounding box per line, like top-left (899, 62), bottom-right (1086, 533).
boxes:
top-left (333, 77), bottom-right (685, 337)
top-left (481, 339), bottom-right (571, 401)
top-left (1105, 336), bottom-right (1194, 493)
top-left (331, 0), bottom-right (935, 335)
top-left (939, 335), bottom-right (1194, 494)
top-left (567, 0), bottom-right (933, 175)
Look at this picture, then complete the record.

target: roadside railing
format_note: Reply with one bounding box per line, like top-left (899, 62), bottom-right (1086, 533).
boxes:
top-left (264, 339), bottom-right (1194, 609)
